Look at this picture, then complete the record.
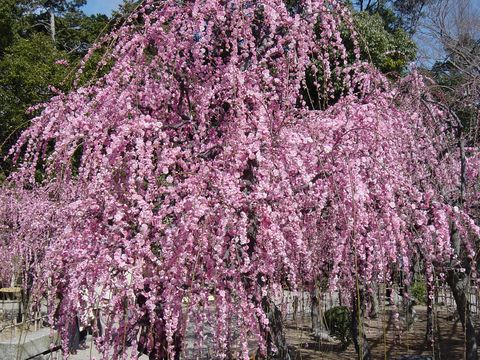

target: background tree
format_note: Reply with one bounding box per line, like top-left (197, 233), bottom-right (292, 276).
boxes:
top-left (353, 0), bottom-right (432, 34)
top-left (0, 0), bottom-right (18, 56)
top-left (0, 1), bottom-right (110, 178)
top-left (16, 0), bottom-right (87, 44)
top-left (0, 34), bottom-right (69, 178)
top-left (423, 0), bottom-right (480, 144)
top-left (415, 1), bottom-right (480, 358)
top-left (349, 9), bottom-right (416, 75)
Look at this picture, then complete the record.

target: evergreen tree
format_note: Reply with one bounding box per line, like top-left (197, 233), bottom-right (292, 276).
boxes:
top-left (0, 0), bottom-right (109, 177)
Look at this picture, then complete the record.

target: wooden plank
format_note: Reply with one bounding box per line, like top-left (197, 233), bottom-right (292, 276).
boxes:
top-left (0, 287), bottom-right (21, 294)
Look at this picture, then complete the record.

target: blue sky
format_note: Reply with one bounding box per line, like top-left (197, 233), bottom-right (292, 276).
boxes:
top-left (82, 0), bottom-right (480, 16)
top-left (82, 0), bottom-right (124, 15)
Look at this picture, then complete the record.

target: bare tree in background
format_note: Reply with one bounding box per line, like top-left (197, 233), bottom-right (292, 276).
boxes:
top-left (421, 0), bottom-right (480, 132)
top-left (419, 1), bottom-right (480, 359)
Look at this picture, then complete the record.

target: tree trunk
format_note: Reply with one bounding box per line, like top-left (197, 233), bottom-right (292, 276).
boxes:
top-left (50, 10), bottom-right (56, 44)
top-left (135, 291), bottom-right (183, 360)
top-left (311, 285), bottom-right (333, 342)
top-left (402, 283), bottom-right (415, 330)
top-left (311, 286), bottom-right (324, 333)
top-left (386, 285), bottom-right (393, 305)
top-left (351, 292), bottom-right (371, 360)
top-left (446, 222), bottom-right (478, 360)
top-left (446, 270), bottom-right (478, 360)
top-left (425, 280), bottom-right (433, 344)
top-left (257, 298), bottom-right (291, 360)
top-left (368, 286), bottom-right (379, 319)
top-left (292, 295), bottom-right (299, 322)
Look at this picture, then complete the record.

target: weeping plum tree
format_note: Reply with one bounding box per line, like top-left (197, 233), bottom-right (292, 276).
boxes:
top-left (2, 0), bottom-right (480, 359)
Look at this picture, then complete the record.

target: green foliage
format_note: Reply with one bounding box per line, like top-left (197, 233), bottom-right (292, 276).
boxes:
top-left (0, 0), bottom-right (17, 56)
top-left (112, 0), bottom-right (142, 18)
top-left (0, 1), bottom-right (112, 177)
top-left (353, 0), bottom-right (429, 34)
top-left (352, 11), bottom-right (416, 75)
top-left (14, 0), bottom-right (108, 54)
top-left (324, 306), bottom-right (352, 347)
top-left (55, 13), bottom-right (110, 55)
top-left (0, 33), bottom-right (69, 165)
top-left (411, 279), bottom-right (427, 305)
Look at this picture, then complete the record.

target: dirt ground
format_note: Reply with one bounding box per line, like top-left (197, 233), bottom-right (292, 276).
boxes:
top-left (2, 303), bottom-right (479, 359)
top-left (284, 305), bottom-right (479, 360)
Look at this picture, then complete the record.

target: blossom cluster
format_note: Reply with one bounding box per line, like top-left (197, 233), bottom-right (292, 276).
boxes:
top-left (2, 0), bottom-right (478, 359)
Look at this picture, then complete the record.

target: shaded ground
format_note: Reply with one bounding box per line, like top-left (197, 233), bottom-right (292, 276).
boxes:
top-left (285, 305), bottom-right (479, 360)
top-left (1, 303), bottom-right (479, 359)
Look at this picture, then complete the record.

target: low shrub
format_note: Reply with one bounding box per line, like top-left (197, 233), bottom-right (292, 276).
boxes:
top-left (324, 306), bottom-right (352, 348)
